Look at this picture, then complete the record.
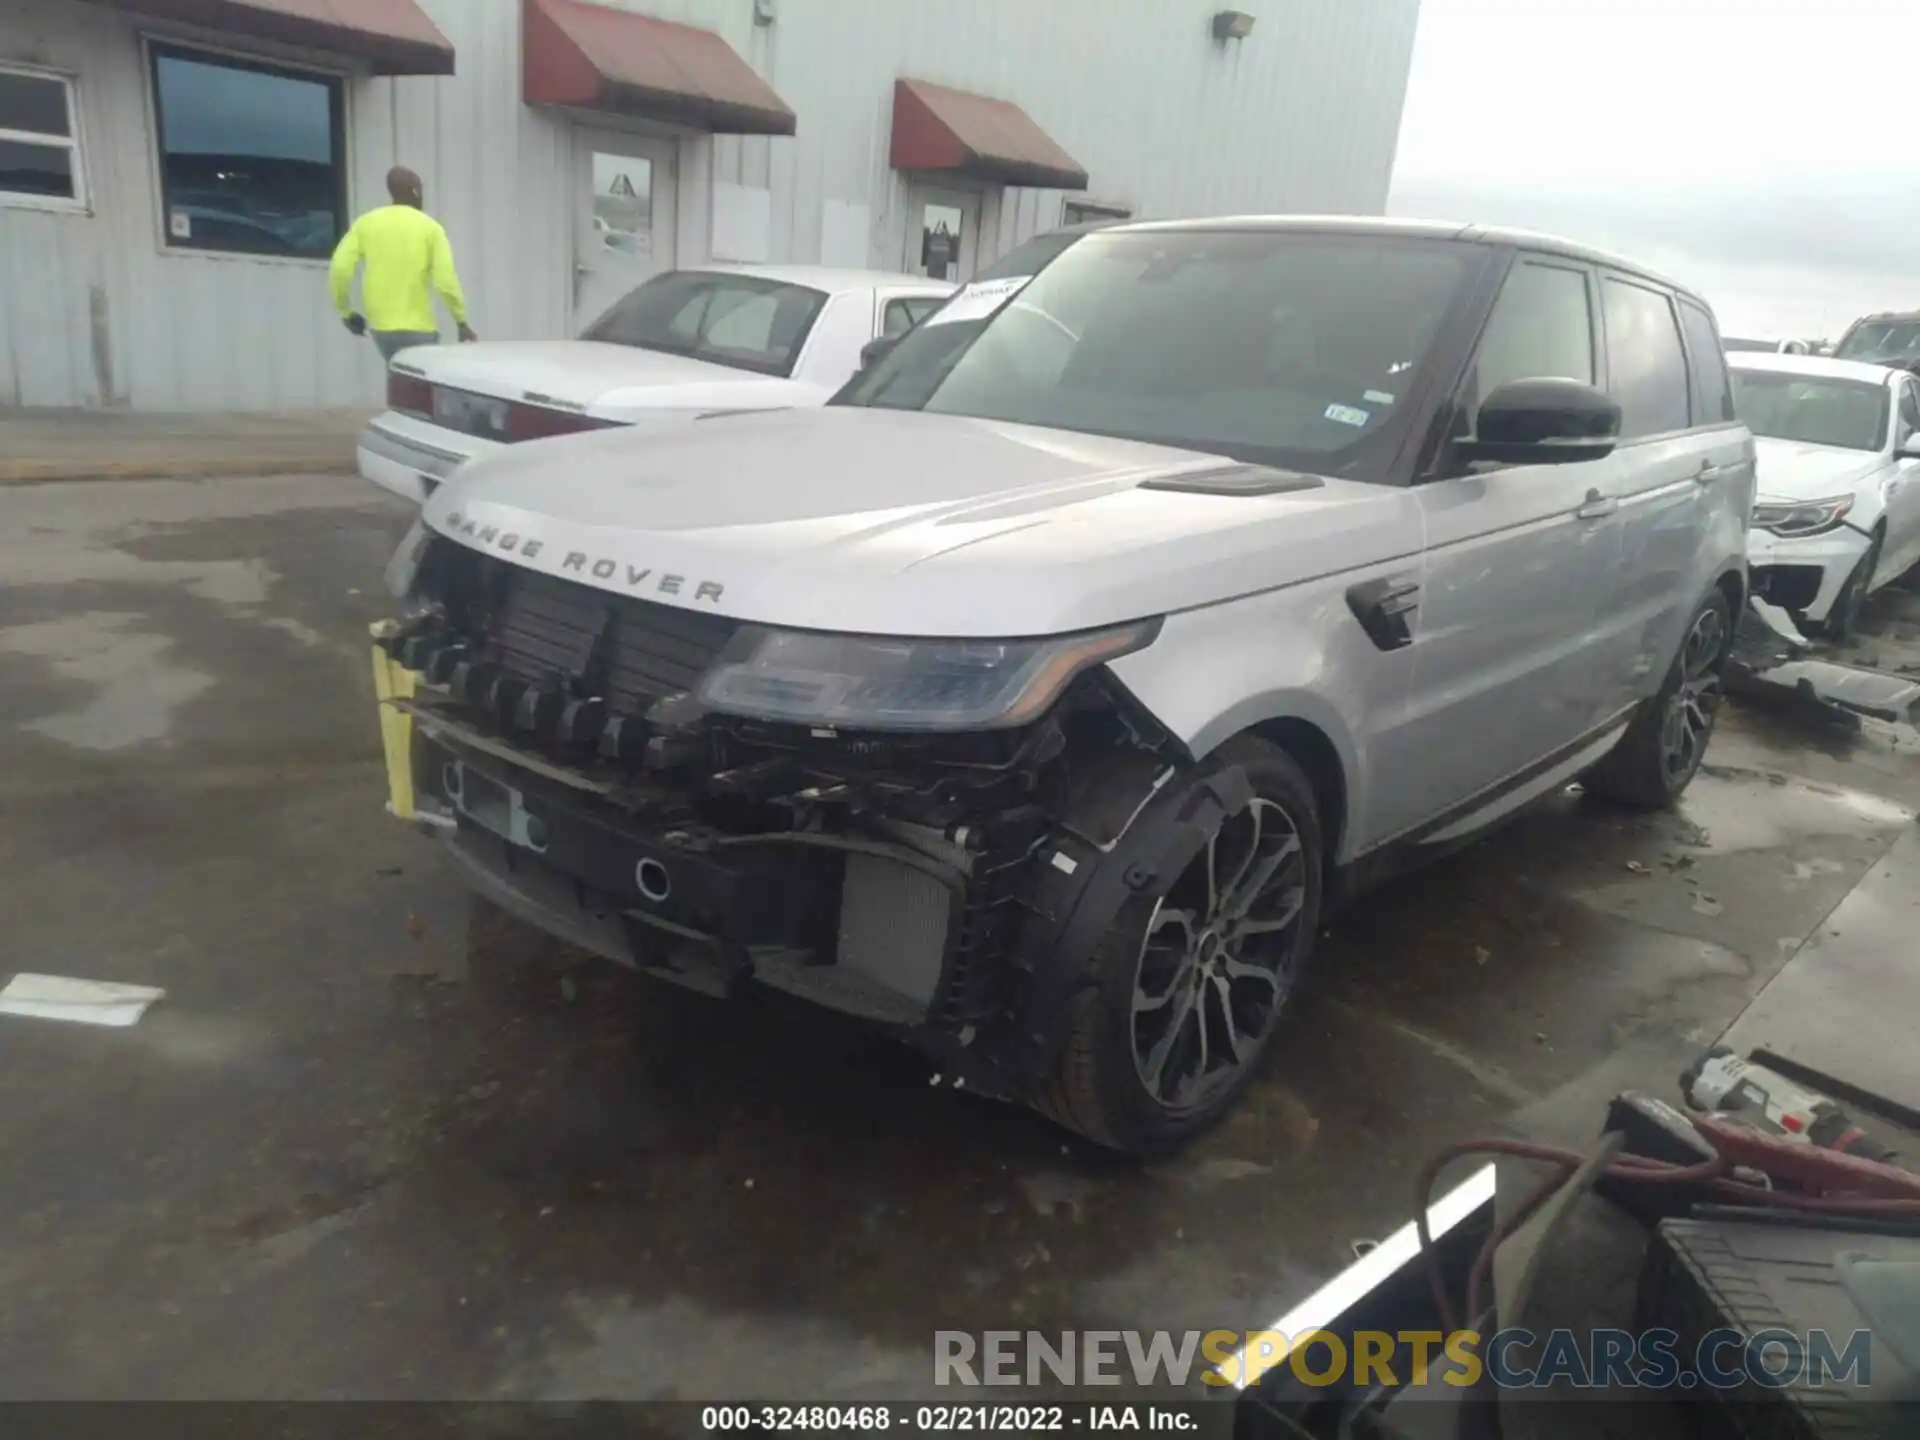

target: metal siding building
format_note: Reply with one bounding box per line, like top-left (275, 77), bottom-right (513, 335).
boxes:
top-left (0, 0), bottom-right (1420, 412)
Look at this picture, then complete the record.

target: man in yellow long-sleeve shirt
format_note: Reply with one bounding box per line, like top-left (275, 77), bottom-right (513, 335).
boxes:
top-left (330, 166), bottom-right (477, 361)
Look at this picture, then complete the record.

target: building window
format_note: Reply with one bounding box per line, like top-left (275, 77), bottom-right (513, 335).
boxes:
top-left (149, 43), bottom-right (346, 260)
top-left (0, 65), bottom-right (83, 210)
top-left (1062, 199), bottom-right (1131, 227)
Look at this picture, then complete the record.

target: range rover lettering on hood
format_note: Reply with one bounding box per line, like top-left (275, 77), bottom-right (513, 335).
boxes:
top-left (440, 510), bottom-right (726, 604)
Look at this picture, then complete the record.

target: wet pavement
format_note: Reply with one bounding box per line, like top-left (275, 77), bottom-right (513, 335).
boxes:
top-left (0, 475), bottom-right (1915, 1403)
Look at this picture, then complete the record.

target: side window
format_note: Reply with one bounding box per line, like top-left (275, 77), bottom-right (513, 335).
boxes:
top-left (1677, 300), bottom-right (1736, 424)
top-left (0, 65), bottom-right (84, 210)
top-left (882, 296), bottom-right (942, 338)
top-left (150, 45), bottom-right (346, 259)
top-left (1602, 278), bottom-right (1692, 438)
top-left (1463, 260), bottom-right (1593, 430)
top-left (1898, 380), bottom-right (1920, 444)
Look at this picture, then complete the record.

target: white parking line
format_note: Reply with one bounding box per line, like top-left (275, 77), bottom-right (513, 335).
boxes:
top-left (1221, 1162), bottom-right (1498, 1387)
top-left (0, 973), bottom-right (165, 1028)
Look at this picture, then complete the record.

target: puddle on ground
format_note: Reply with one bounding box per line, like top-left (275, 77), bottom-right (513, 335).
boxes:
top-left (1677, 767), bottom-right (1912, 851)
top-left (501, 1293), bottom-right (928, 1401)
top-left (0, 611), bottom-right (211, 750)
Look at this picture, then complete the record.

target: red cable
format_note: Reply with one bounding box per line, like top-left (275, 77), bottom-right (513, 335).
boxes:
top-left (1415, 1136), bottom-right (1918, 1334)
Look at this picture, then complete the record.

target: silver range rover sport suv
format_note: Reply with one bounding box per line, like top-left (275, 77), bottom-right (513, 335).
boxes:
top-left (373, 217), bottom-right (1755, 1155)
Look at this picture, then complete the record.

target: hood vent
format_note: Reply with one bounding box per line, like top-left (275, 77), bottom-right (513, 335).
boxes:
top-left (1138, 466), bottom-right (1324, 497)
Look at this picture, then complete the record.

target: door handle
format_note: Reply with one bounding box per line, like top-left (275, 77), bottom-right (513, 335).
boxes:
top-left (1576, 489), bottom-right (1617, 521)
top-left (1695, 461), bottom-right (1723, 485)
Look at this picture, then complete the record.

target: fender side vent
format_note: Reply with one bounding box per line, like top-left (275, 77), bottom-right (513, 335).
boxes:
top-left (1138, 466), bottom-right (1324, 497)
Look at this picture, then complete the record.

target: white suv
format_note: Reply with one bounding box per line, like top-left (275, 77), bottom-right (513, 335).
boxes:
top-left (374, 218), bottom-right (1754, 1154)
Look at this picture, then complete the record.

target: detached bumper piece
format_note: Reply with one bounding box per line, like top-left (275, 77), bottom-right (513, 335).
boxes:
top-left (1727, 601), bottom-right (1920, 729)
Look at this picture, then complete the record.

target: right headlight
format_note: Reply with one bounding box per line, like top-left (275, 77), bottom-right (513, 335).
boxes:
top-left (695, 619), bottom-right (1161, 732)
top-left (1751, 496), bottom-right (1853, 538)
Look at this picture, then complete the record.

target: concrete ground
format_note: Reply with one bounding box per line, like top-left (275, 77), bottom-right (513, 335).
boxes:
top-left (0, 473), bottom-right (1915, 1404)
top-left (0, 408), bottom-right (365, 483)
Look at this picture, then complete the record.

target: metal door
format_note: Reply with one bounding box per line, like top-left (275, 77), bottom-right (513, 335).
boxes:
top-left (573, 130), bottom-right (678, 334)
top-left (1368, 256), bottom-right (1622, 840)
top-left (904, 184), bottom-right (981, 283)
top-left (1595, 284), bottom-right (1748, 720)
top-left (1387, 463), bottom-right (1621, 836)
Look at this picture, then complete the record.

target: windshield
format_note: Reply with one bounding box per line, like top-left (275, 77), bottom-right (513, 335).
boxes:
top-left (1835, 320), bottom-right (1920, 361)
top-left (1730, 368), bottom-right (1888, 451)
top-left (969, 228), bottom-right (1100, 283)
top-left (835, 230), bottom-right (1473, 476)
top-left (583, 271), bottom-right (828, 377)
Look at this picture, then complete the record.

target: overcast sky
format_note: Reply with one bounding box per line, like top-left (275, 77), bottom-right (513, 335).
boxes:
top-left (1389, 0), bottom-right (1920, 341)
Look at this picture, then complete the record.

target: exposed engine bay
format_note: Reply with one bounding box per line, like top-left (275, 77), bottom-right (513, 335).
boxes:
top-left (376, 535), bottom-right (1251, 1104)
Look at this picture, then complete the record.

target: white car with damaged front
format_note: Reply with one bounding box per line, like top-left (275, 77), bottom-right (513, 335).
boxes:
top-left (357, 264), bottom-right (953, 504)
top-left (1731, 352), bottom-right (1920, 639)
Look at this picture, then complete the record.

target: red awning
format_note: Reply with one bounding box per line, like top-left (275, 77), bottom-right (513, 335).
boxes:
top-left (889, 78), bottom-right (1087, 191)
top-left (86, 0), bottom-right (454, 76)
top-left (522, 0), bottom-right (795, 136)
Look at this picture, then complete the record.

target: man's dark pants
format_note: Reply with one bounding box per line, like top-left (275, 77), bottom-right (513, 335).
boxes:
top-left (373, 331), bottom-right (439, 362)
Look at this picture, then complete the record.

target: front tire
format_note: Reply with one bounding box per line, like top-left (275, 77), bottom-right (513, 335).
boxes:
top-left (1814, 525), bottom-right (1883, 643)
top-left (1585, 589), bottom-right (1730, 809)
top-left (1033, 737), bottom-right (1324, 1156)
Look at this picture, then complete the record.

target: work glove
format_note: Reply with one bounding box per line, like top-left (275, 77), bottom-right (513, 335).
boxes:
top-left (458, 323), bottom-right (478, 343)
top-left (343, 313), bottom-right (367, 337)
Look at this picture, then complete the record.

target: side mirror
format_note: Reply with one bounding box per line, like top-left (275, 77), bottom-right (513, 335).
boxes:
top-left (1454, 377), bottom-right (1620, 466)
top-left (1897, 432), bottom-right (1920, 460)
top-left (859, 334), bottom-right (901, 369)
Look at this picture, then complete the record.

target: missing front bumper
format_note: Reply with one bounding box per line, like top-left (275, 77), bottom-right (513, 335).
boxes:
top-left (373, 631), bottom-right (968, 1022)
top-left (367, 626), bottom-right (1204, 1101)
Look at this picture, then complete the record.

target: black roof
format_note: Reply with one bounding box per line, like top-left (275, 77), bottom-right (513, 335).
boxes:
top-left (1097, 213), bottom-right (1702, 306)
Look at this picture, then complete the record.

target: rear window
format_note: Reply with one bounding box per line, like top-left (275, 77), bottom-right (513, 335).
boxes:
top-left (583, 271), bottom-right (828, 377)
top-left (1730, 369), bottom-right (1888, 452)
top-left (1602, 278), bottom-right (1691, 438)
top-left (1836, 319), bottom-right (1920, 362)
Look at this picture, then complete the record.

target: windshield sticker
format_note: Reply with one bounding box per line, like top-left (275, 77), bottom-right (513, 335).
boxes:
top-left (1363, 389), bottom-right (1396, 406)
top-left (921, 276), bottom-right (1033, 328)
top-left (1325, 403), bottom-right (1371, 427)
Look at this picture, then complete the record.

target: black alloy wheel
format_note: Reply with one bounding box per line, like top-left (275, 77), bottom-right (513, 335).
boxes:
top-left (1035, 738), bottom-right (1324, 1155)
top-left (1657, 601), bottom-right (1727, 787)
top-left (1129, 795), bottom-right (1309, 1111)
top-left (1586, 588), bottom-right (1732, 808)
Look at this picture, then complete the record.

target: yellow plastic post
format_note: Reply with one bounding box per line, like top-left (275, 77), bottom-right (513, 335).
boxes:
top-left (370, 620), bottom-right (419, 821)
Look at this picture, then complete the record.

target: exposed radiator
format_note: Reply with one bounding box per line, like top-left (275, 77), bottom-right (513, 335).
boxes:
top-left (470, 561), bottom-right (738, 713)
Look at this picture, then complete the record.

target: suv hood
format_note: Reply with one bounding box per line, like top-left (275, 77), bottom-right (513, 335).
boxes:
top-left (1753, 436), bottom-right (1884, 502)
top-left (398, 341), bottom-right (801, 417)
top-left (422, 408), bottom-right (1417, 637)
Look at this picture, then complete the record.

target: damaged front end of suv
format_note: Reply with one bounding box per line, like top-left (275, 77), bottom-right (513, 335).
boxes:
top-left (372, 522), bottom-right (1315, 1154)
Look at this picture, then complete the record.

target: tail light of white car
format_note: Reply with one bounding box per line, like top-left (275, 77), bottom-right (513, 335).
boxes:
top-left (507, 402), bottom-right (621, 443)
top-left (385, 369), bottom-right (620, 444)
top-left (387, 368), bottom-right (434, 421)
top-left (1752, 496), bottom-right (1854, 538)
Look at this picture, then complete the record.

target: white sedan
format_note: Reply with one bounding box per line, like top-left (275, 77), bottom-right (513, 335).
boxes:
top-left (1731, 352), bottom-right (1920, 639)
top-left (357, 264), bottom-right (954, 504)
